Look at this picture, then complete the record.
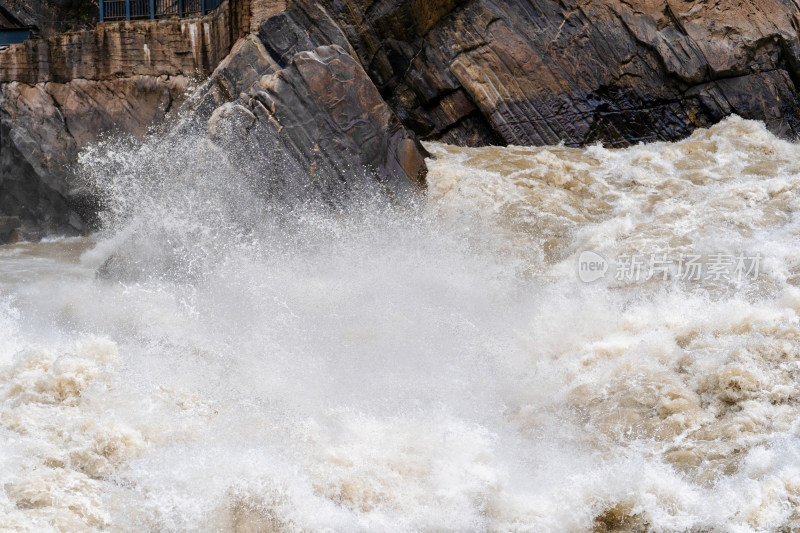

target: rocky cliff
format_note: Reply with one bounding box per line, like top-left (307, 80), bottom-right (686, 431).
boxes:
top-left (4, 0), bottom-right (800, 241)
top-left (261, 0), bottom-right (800, 147)
top-left (1, 75), bottom-right (189, 237)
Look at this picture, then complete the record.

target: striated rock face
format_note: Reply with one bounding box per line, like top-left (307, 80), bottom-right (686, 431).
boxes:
top-left (204, 39), bottom-right (426, 201)
top-left (0, 13), bottom-right (236, 84)
top-left (264, 0), bottom-right (800, 147)
top-left (0, 0), bottom-right (430, 241)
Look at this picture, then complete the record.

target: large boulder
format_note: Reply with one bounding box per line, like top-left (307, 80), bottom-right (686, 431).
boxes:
top-left (206, 43), bottom-right (426, 203)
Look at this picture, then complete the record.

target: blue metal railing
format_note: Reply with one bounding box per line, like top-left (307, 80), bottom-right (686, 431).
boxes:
top-left (100, 0), bottom-right (221, 21)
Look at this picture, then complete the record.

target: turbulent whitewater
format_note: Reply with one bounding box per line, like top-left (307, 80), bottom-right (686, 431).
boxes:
top-left (2, 116), bottom-right (800, 531)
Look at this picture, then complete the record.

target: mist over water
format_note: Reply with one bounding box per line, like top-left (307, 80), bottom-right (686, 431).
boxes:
top-left (2, 116), bottom-right (800, 531)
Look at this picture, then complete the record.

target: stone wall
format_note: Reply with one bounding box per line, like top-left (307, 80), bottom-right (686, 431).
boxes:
top-left (0, 2), bottom-right (242, 83)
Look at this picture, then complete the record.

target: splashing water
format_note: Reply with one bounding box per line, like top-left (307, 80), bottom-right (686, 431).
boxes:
top-left (2, 116), bottom-right (800, 531)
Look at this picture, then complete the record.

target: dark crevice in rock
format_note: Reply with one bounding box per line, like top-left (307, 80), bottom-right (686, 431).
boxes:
top-left (427, 109), bottom-right (505, 147)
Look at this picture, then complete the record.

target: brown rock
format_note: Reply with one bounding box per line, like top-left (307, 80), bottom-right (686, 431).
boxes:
top-left (0, 11), bottom-right (235, 85)
top-left (0, 2), bottom-right (241, 238)
top-left (0, 75), bottom-right (191, 235)
top-left (0, 216), bottom-right (21, 244)
top-left (7, 0), bottom-right (800, 241)
top-left (262, 0), bottom-right (800, 146)
top-left (207, 44), bottom-right (426, 203)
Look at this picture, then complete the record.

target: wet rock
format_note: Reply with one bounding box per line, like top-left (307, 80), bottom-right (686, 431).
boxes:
top-left (6, 0), bottom-right (800, 240)
top-left (206, 43), bottom-right (426, 202)
top-left (0, 76), bottom-right (190, 236)
top-left (0, 5), bottom-right (242, 240)
top-left (183, 34), bottom-right (279, 123)
top-left (269, 0), bottom-right (800, 147)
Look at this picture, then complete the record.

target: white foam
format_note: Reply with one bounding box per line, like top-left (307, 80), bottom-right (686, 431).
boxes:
top-left (1, 116), bottom-right (799, 530)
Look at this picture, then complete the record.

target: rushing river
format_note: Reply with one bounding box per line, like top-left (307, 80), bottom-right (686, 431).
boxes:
top-left (2, 116), bottom-right (800, 531)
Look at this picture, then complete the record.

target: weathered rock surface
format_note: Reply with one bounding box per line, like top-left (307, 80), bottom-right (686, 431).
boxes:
top-left (0, 75), bottom-right (191, 237)
top-left (0, 216), bottom-right (22, 243)
top-left (0, 4), bottom-right (242, 241)
top-left (0, 12), bottom-right (236, 84)
top-left (204, 40), bottom-right (426, 201)
top-left (263, 0), bottom-right (800, 147)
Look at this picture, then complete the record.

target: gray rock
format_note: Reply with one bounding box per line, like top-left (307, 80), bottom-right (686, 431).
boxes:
top-left (204, 43), bottom-right (426, 204)
top-left (277, 0), bottom-right (800, 146)
top-left (0, 76), bottom-right (191, 238)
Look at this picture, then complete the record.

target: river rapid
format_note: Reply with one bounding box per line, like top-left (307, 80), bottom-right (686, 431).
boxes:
top-left (1, 116), bottom-right (800, 531)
